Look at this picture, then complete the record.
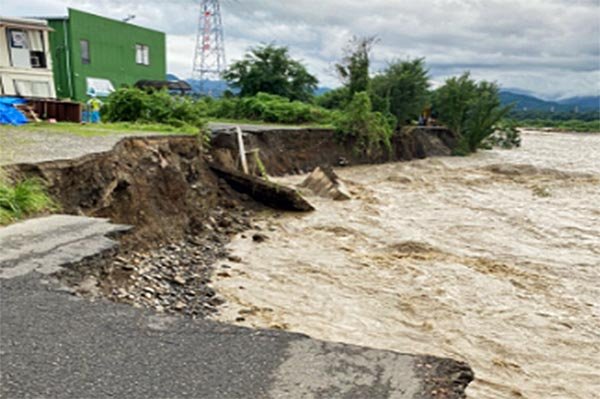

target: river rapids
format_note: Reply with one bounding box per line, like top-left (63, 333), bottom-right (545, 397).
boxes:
top-left (212, 130), bottom-right (600, 398)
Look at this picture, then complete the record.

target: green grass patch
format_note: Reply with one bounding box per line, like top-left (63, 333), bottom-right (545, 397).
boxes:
top-left (14, 122), bottom-right (202, 137)
top-left (0, 174), bottom-right (57, 225)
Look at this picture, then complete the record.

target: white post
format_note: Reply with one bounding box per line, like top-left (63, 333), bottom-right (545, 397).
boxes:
top-left (236, 126), bottom-right (249, 174)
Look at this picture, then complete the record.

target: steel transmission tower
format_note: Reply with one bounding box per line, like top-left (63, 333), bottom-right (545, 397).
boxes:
top-left (192, 0), bottom-right (226, 93)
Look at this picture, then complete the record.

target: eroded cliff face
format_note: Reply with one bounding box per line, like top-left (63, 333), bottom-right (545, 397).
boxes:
top-left (6, 136), bottom-right (252, 248)
top-left (5, 127), bottom-right (457, 245)
top-left (211, 126), bottom-right (458, 176)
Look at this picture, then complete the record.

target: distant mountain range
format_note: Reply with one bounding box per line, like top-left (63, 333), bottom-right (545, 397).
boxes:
top-left (499, 90), bottom-right (599, 113)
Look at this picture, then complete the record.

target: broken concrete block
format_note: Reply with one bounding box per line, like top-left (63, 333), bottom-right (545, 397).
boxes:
top-left (300, 166), bottom-right (351, 201)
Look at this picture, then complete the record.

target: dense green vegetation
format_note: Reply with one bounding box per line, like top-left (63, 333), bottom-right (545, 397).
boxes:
top-left (334, 92), bottom-right (394, 155)
top-left (103, 88), bottom-right (204, 129)
top-left (100, 37), bottom-right (583, 155)
top-left (223, 44), bottom-right (318, 102)
top-left (198, 93), bottom-right (337, 124)
top-left (0, 175), bottom-right (55, 225)
top-left (433, 73), bottom-right (512, 155)
top-left (103, 89), bottom-right (337, 127)
top-left (371, 58), bottom-right (429, 125)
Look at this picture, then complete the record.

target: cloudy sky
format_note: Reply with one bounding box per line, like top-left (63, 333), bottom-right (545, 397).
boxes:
top-left (6, 0), bottom-right (600, 99)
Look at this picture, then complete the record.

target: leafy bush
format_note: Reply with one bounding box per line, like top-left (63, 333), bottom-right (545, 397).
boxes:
top-left (194, 92), bottom-right (337, 125)
top-left (104, 89), bottom-right (337, 128)
top-left (484, 121), bottom-right (522, 149)
top-left (334, 91), bottom-right (394, 155)
top-left (0, 176), bottom-right (55, 225)
top-left (316, 87), bottom-right (350, 110)
top-left (433, 73), bottom-right (512, 155)
top-left (103, 88), bottom-right (204, 129)
top-left (370, 58), bottom-right (430, 126)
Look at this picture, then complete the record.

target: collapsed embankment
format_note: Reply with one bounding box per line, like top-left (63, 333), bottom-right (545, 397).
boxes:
top-left (6, 126), bottom-right (457, 245)
top-left (2, 127), bottom-right (473, 397)
top-left (6, 135), bottom-right (252, 247)
top-left (3, 127), bottom-right (460, 316)
top-left (211, 126), bottom-right (458, 175)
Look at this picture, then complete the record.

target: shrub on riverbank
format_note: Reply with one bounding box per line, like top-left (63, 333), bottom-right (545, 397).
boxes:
top-left (484, 121), bottom-right (522, 149)
top-left (334, 91), bottom-right (394, 155)
top-left (195, 92), bottom-right (338, 124)
top-left (433, 73), bottom-right (511, 155)
top-left (0, 176), bottom-right (55, 225)
top-left (103, 88), bottom-right (337, 127)
top-left (103, 88), bottom-right (203, 129)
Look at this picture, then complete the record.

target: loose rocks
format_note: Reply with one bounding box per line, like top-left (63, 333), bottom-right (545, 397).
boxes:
top-left (56, 205), bottom-right (253, 319)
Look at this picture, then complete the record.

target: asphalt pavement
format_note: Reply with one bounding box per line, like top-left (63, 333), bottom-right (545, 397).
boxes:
top-left (0, 216), bottom-right (473, 398)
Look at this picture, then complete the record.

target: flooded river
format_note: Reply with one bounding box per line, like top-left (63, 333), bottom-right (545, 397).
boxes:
top-left (212, 130), bottom-right (600, 398)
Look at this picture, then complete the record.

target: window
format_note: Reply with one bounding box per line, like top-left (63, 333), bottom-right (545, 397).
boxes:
top-left (86, 77), bottom-right (115, 97)
top-left (30, 51), bottom-right (47, 69)
top-left (80, 40), bottom-right (90, 64)
top-left (135, 44), bottom-right (150, 66)
top-left (14, 80), bottom-right (52, 98)
top-left (7, 29), bottom-right (30, 68)
top-left (9, 30), bottom-right (28, 49)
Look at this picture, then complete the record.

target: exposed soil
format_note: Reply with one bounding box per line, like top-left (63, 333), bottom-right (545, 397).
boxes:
top-left (6, 135), bottom-right (256, 248)
top-left (211, 126), bottom-right (457, 176)
top-left (2, 127), bottom-right (476, 397)
top-left (5, 127), bottom-right (458, 320)
top-left (6, 135), bottom-right (262, 315)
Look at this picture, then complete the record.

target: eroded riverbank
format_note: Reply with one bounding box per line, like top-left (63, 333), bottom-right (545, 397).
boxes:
top-left (2, 127), bottom-right (475, 398)
top-left (211, 130), bottom-right (600, 398)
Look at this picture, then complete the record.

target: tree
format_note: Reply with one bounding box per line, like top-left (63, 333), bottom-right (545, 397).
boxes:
top-left (371, 58), bottom-right (430, 125)
top-left (223, 44), bottom-right (318, 102)
top-left (334, 91), bottom-right (394, 155)
top-left (433, 73), bottom-right (512, 154)
top-left (316, 87), bottom-right (350, 110)
top-left (335, 36), bottom-right (378, 97)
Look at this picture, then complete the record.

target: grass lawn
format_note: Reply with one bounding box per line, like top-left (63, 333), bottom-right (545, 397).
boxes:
top-left (0, 119), bottom-right (332, 138)
top-left (5, 122), bottom-right (202, 137)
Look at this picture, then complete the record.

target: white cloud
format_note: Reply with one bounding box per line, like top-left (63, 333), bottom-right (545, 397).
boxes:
top-left (4, 0), bottom-right (599, 98)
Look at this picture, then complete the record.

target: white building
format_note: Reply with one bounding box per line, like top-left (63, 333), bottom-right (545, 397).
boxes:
top-left (0, 16), bottom-right (56, 98)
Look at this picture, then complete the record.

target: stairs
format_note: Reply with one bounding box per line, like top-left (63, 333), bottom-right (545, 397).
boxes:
top-left (15, 103), bottom-right (41, 123)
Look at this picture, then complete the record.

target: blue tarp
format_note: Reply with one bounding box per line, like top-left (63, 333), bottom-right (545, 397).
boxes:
top-left (0, 97), bottom-right (28, 126)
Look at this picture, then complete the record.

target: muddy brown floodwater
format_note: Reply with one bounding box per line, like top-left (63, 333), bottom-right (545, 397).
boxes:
top-left (212, 130), bottom-right (600, 399)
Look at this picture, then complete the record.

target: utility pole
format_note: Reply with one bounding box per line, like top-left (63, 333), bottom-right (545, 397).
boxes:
top-left (192, 0), bottom-right (227, 95)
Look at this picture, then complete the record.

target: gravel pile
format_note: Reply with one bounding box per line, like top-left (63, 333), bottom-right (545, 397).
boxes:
top-left (109, 240), bottom-right (227, 317)
top-left (58, 206), bottom-right (254, 318)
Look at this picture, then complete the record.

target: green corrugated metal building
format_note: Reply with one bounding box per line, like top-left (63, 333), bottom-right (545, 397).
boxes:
top-left (47, 8), bottom-right (166, 101)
